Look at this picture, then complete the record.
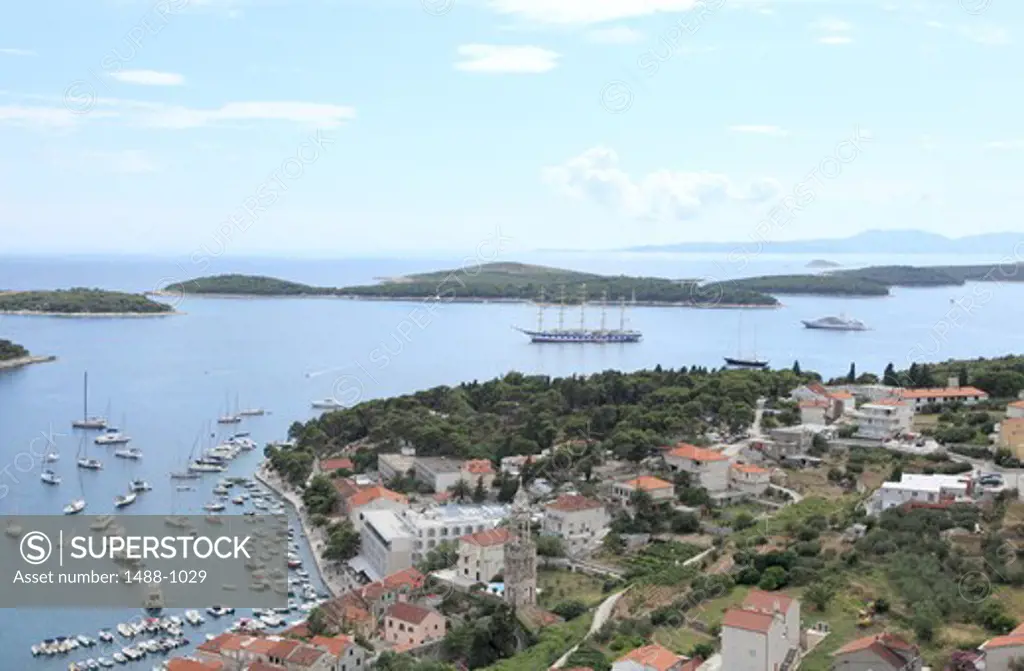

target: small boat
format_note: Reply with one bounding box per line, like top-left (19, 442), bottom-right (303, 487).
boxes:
top-left (169, 471), bottom-right (200, 480)
top-left (86, 659), bottom-right (99, 670)
top-left (78, 635), bottom-right (95, 647)
top-left (802, 315), bottom-right (869, 331)
top-left (175, 485), bottom-right (195, 491)
top-left (239, 408), bottom-right (266, 416)
top-left (72, 373), bottom-right (108, 430)
top-left (723, 356), bottom-right (769, 369)
top-left (114, 448), bottom-right (142, 460)
top-left (97, 631), bottom-right (114, 643)
top-left (77, 457), bottom-right (103, 470)
top-left (311, 398), bottom-right (344, 410)
top-left (213, 486), bottom-right (229, 496)
top-left (114, 492), bottom-right (137, 508)
top-left (189, 461), bottom-right (225, 473)
top-left (231, 496), bottom-right (244, 505)
top-left (44, 450), bottom-right (60, 463)
top-left (143, 586), bottom-right (164, 615)
top-left (41, 469), bottom-right (62, 485)
top-left (130, 479), bottom-right (152, 492)
top-left (64, 499), bottom-right (87, 515)
top-left (97, 658), bottom-right (114, 668)
top-left (95, 428), bottom-right (130, 445)
top-left (204, 501), bottom-right (226, 512)
top-left (112, 652), bottom-right (126, 664)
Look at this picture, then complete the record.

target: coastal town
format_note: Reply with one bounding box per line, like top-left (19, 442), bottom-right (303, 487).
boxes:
top-left (150, 359), bottom-right (1024, 671)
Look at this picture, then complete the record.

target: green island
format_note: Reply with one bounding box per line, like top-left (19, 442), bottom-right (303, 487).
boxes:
top-left (163, 263), bottom-right (780, 306)
top-left (0, 288), bottom-right (174, 315)
top-left (265, 354), bottom-right (1024, 671)
top-left (0, 339), bottom-right (28, 361)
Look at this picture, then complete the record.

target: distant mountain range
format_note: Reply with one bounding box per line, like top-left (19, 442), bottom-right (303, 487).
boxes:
top-left (623, 230), bottom-right (1024, 255)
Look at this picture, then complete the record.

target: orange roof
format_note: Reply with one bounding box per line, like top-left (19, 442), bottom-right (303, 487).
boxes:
top-left (982, 634), bottom-right (1024, 650)
top-left (835, 633), bottom-right (916, 656)
top-left (900, 386), bottom-right (988, 399)
top-left (348, 485), bottom-right (407, 508)
top-left (1009, 400), bottom-right (1024, 409)
top-left (546, 494), bottom-right (604, 512)
top-left (266, 639), bottom-right (301, 660)
top-left (321, 457), bottom-right (354, 472)
top-left (310, 634), bottom-right (355, 657)
top-left (829, 391), bottom-right (854, 400)
top-left (624, 475), bottom-right (674, 491)
top-left (873, 398), bottom-right (907, 406)
top-left (743, 589), bottom-right (794, 614)
top-left (461, 527), bottom-right (511, 547)
top-left (807, 383), bottom-right (828, 395)
top-left (617, 644), bottom-right (683, 671)
top-left (241, 638), bottom-right (278, 655)
top-left (286, 644), bottom-right (327, 667)
top-left (386, 602), bottom-right (437, 625)
top-left (732, 463), bottom-right (769, 475)
top-left (799, 400), bottom-right (830, 408)
top-left (668, 444), bottom-right (728, 462)
top-left (281, 621), bottom-right (310, 638)
top-left (1011, 622), bottom-right (1024, 637)
top-left (722, 608), bottom-right (775, 633)
top-left (1003, 417), bottom-right (1024, 427)
top-left (168, 660), bottom-right (225, 671)
top-left (463, 459), bottom-right (495, 474)
top-left (197, 633), bottom-right (244, 654)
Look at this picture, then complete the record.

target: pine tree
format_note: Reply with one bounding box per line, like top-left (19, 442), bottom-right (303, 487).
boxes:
top-left (959, 365), bottom-right (970, 387)
top-left (908, 362), bottom-right (920, 387)
top-left (883, 362), bottom-right (897, 386)
top-left (847, 362), bottom-right (857, 383)
top-left (792, 360), bottom-right (801, 375)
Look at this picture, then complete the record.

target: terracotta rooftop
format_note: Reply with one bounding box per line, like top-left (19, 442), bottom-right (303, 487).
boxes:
top-left (386, 602), bottom-right (437, 625)
top-left (347, 484), bottom-right (407, 508)
top-left (196, 633), bottom-right (244, 654)
top-left (286, 644), bottom-right (328, 667)
top-left (899, 386), bottom-right (988, 399)
top-left (743, 589), bottom-right (795, 614)
top-left (463, 459), bottom-right (495, 474)
top-left (168, 660), bottom-right (225, 671)
top-left (732, 463), bottom-right (770, 475)
top-left (546, 494), bottom-right (604, 512)
top-left (829, 391), bottom-right (854, 400)
top-left (310, 634), bottom-right (355, 657)
top-left (833, 632), bottom-right (918, 669)
top-left (358, 567), bottom-right (426, 602)
top-left (1009, 400), bottom-right (1024, 409)
top-left (981, 634), bottom-right (1024, 650)
top-left (623, 475), bottom-right (674, 491)
top-left (722, 608), bottom-right (775, 634)
top-left (461, 527), bottom-right (512, 547)
top-left (617, 643), bottom-right (684, 671)
top-left (799, 400), bottom-right (830, 408)
top-left (265, 639), bottom-right (301, 660)
top-left (321, 457), bottom-right (355, 472)
top-left (668, 443), bottom-right (728, 462)
top-left (245, 663), bottom-right (286, 671)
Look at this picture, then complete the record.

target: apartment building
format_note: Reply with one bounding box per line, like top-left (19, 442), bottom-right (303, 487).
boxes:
top-left (721, 591), bottom-right (801, 671)
top-left (612, 476), bottom-right (675, 506)
top-left (542, 494), bottom-right (609, 554)
top-left (333, 478), bottom-right (409, 530)
top-left (663, 443), bottom-right (730, 492)
top-left (853, 399), bottom-right (913, 440)
top-left (414, 457), bottom-right (466, 492)
top-left (898, 378), bottom-right (989, 411)
top-left (730, 463), bottom-right (771, 495)
top-left (458, 527), bottom-right (510, 583)
top-left (383, 603), bottom-right (447, 648)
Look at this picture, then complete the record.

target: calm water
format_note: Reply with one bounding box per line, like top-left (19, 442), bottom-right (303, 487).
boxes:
top-left (1, 251), bottom-right (1023, 667)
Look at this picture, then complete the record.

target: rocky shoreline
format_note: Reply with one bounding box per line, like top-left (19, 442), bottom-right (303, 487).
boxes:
top-left (0, 354), bottom-right (57, 370)
top-left (0, 310), bottom-right (179, 318)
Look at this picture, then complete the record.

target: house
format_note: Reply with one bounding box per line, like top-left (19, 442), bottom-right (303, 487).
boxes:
top-left (377, 451), bottom-right (417, 482)
top-left (320, 457), bottom-right (355, 474)
top-left (721, 590), bottom-right (801, 671)
top-left (663, 444), bottom-right (730, 492)
top-left (1007, 400), bottom-right (1024, 419)
top-left (355, 567), bottom-right (426, 617)
top-left (898, 378), bottom-right (989, 411)
top-left (309, 634), bottom-right (369, 670)
top-left (333, 478), bottom-right (409, 530)
top-left (999, 418), bottom-right (1024, 458)
top-left (458, 527), bottom-right (511, 583)
top-left (799, 400), bottom-right (830, 426)
top-left (414, 457), bottom-right (466, 493)
top-left (612, 476), bottom-right (675, 506)
top-left (731, 463), bottom-right (771, 495)
top-left (831, 632), bottom-right (922, 671)
top-left (383, 603), bottom-right (446, 647)
top-left (790, 383), bottom-right (830, 403)
top-left (461, 459), bottom-right (496, 489)
top-left (867, 473), bottom-right (973, 516)
top-left (543, 494), bottom-right (609, 554)
top-left (980, 622), bottom-right (1024, 670)
top-left (194, 634), bottom-right (357, 671)
top-left (854, 399), bottom-right (914, 440)
top-left (612, 643), bottom-right (698, 671)
top-left (500, 455), bottom-right (531, 476)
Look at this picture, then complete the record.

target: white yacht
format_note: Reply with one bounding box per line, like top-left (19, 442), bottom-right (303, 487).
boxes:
top-left (802, 315), bottom-right (869, 331)
top-left (311, 399), bottom-right (344, 410)
top-left (114, 447), bottom-right (143, 460)
top-left (71, 372), bottom-right (108, 430)
top-left (95, 428), bottom-right (130, 445)
top-left (77, 457), bottom-right (103, 470)
top-left (239, 408), bottom-right (266, 416)
top-left (44, 450), bottom-right (59, 463)
top-left (41, 469), bottom-right (62, 485)
top-left (114, 492), bottom-right (137, 508)
top-left (130, 479), bottom-right (152, 492)
top-left (64, 499), bottom-right (87, 515)
top-left (189, 461), bottom-right (226, 473)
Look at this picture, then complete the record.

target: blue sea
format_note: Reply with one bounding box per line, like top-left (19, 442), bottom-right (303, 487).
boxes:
top-left (1, 251), bottom-right (1023, 668)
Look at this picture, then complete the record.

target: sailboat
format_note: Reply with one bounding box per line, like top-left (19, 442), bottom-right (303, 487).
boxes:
top-left (76, 435), bottom-right (103, 470)
top-left (40, 469), bottom-right (61, 485)
top-left (65, 462), bottom-right (87, 514)
top-left (72, 372), bottom-right (108, 430)
top-left (114, 492), bottom-right (137, 508)
top-left (171, 433), bottom-right (203, 479)
top-left (724, 312), bottom-right (769, 369)
top-left (95, 427), bottom-right (130, 445)
top-left (114, 447), bottom-right (143, 460)
top-left (217, 393), bottom-right (241, 424)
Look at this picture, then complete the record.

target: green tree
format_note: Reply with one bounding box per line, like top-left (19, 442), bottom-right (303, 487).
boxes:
top-left (417, 540), bottom-right (458, 573)
top-left (306, 606), bottom-right (329, 636)
top-left (302, 474), bottom-right (339, 516)
top-left (449, 479), bottom-right (472, 502)
top-left (536, 535), bottom-right (566, 558)
top-left (323, 520), bottom-right (361, 562)
top-left (805, 582), bottom-right (835, 611)
top-left (846, 362), bottom-right (856, 383)
top-left (792, 360), bottom-right (801, 375)
top-left (472, 476), bottom-right (487, 503)
top-left (551, 600), bottom-right (588, 620)
top-left (883, 362), bottom-right (899, 386)
top-left (758, 566), bottom-right (788, 591)
top-left (565, 644), bottom-right (611, 671)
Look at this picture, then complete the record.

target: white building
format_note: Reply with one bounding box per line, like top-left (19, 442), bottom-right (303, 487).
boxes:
top-left (898, 377), bottom-right (989, 411)
top-left (414, 457), bottom-right (466, 493)
top-left (867, 473), bottom-right (973, 517)
top-left (980, 623), bottom-right (1024, 671)
top-left (543, 494), bottom-right (609, 555)
top-left (612, 476), bottom-right (675, 506)
top-left (663, 444), bottom-right (730, 492)
top-left (1007, 400), bottom-right (1024, 419)
top-left (358, 504), bottom-right (510, 579)
top-left (798, 400), bottom-right (829, 426)
top-left (730, 463), bottom-right (771, 495)
top-left (378, 451), bottom-right (417, 482)
top-left (721, 591), bottom-right (801, 671)
top-left (612, 643), bottom-right (696, 671)
top-left (458, 527), bottom-right (510, 584)
top-left (853, 399), bottom-right (913, 440)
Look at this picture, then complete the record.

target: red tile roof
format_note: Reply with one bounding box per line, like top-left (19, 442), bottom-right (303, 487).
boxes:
top-left (667, 444), bottom-right (728, 462)
top-left (732, 463), bottom-right (769, 475)
top-left (799, 400), bottom-right (830, 408)
top-left (321, 457), bottom-right (355, 472)
top-left (833, 633), bottom-right (918, 669)
top-left (829, 391), bottom-right (854, 400)
top-left (286, 644), bottom-right (328, 667)
top-left (386, 602), bottom-right (437, 625)
top-left (900, 386), bottom-right (988, 399)
top-left (463, 459), bottom-right (495, 474)
top-left (245, 663), bottom-right (286, 671)
top-left (196, 633), bottom-right (244, 654)
top-left (168, 660), bottom-right (225, 671)
top-left (617, 644), bottom-right (684, 671)
top-left (460, 527), bottom-right (511, 547)
top-left (743, 589), bottom-right (795, 614)
top-left (348, 484), bottom-right (407, 508)
top-left (984, 634), bottom-right (1024, 650)
top-left (722, 608), bottom-right (775, 634)
top-left (266, 639), bottom-right (301, 660)
top-left (546, 494), bottom-right (604, 512)
top-left (310, 634), bottom-right (355, 657)
top-left (624, 475), bottom-right (674, 491)
top-left (1009, 400), bottom-right (1024, 409)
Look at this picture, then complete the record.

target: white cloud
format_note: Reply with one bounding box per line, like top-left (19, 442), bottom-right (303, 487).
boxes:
top-left (455, 45), bottom-right (560, 73)
top-left (729, 125), bottom-right (789, 137)
top-left (817, 35), bottom-right (853, 45)
top-left (543, 146), bottom-right (780, 221)
top-left (487, 0), bottom-right (700, 25)
top-left (586, 26), bottom-right (645, 44)
top-left (0, 48), bottom-right (36, 57)
top-left (960, 24), bottom-right (1010, 46)
top-left (812, 18), bottom-right (853, 33)
top-left (925, 20), bottom-right (944, 29)
top-left (0, 105), bottom-right (85, 128)
top-left (109, 70), bottom-right (185, 86)
top-left (986, 140), bottom-right (1024, 150)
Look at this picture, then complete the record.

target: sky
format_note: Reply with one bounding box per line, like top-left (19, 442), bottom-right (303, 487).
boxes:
top-left (0, 0), bottom-right (1022, 257)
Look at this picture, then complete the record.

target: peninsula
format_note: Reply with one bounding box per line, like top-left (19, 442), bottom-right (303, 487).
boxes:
top-left (0, 339), bottom-right (55, 370)
top-left (0, 288), bottom-right (175, 316)
top-left (163, 264), bottom-right (781, 307)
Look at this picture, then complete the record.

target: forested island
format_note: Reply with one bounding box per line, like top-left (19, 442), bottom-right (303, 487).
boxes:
top-left (0, 288), bottom-right (174, 315)
top-left (0, 338), bottom-right (54, 370)
top-left (163, 263), bottom-right (780, 307)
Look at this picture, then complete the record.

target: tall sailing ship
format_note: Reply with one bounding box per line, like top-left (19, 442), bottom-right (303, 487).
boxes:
top-left (514, 285), bottom-right (642, 344)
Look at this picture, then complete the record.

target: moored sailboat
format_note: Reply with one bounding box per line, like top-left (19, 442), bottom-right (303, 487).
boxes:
top-left (71, 372), bottom-right (108, 430)
top-left (114, 492), bottom-right (136, 508)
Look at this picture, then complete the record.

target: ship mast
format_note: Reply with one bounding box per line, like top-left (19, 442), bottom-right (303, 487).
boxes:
top-left (537, 286), bottom-right (545, 332)
top-left (600, 290), bottom-right (607, 331)
top-left (558, 285), bottom-right (566, 331)
top-left (619, 296), bottom-right (626, 331)
top-left (579, 284), bottom-right (587, 330)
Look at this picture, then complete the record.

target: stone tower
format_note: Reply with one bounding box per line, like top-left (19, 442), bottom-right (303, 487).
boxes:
top-left (503, 480), bottom-right (537, 608)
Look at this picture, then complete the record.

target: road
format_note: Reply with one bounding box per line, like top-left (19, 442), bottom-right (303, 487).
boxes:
top-left (723, 398), bottom-right (765, 459)
top-left (550, 587), bottom-right (630, 669)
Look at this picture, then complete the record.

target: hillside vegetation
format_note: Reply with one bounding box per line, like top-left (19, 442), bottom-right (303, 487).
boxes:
top-left (0, 339), bottom-right (28, 361)
top-left (0, 288), bottom-right (173, 314)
